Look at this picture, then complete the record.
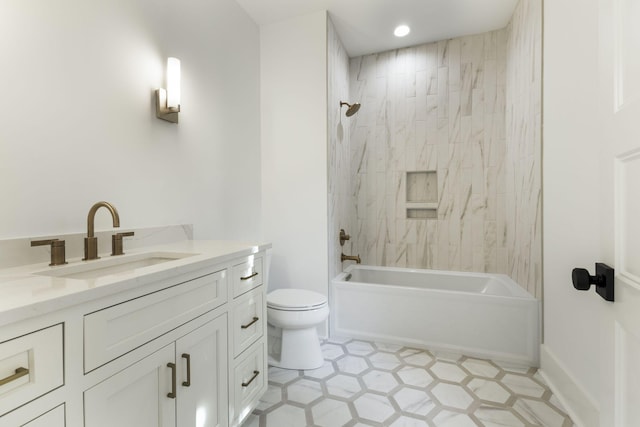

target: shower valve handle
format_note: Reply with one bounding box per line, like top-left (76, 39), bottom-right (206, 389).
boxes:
top-left (339, 229), bottom-right (350, 246)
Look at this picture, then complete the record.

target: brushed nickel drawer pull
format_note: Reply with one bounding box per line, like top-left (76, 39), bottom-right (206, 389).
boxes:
top-left (0, 367), bottom-right (29, 386)
top-left (181, 353), bottom-right (191, 387)
top-left (240, 271), bottom-right (258, 281)
top-left (241, 317), bottom-right (259, 329)
top-left (167, 363), bottom-right (176, 398)
top-left (242, 370), bottom-right (260, 387)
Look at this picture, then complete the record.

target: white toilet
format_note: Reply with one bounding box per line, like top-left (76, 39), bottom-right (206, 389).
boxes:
top-left (267, 289), bottom-right (329, 370)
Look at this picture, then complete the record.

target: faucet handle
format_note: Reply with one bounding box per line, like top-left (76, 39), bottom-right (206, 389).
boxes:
top-left (31, 239), bottom-right (68, 266)
top-left (111, 231), bottom-right (135, 256)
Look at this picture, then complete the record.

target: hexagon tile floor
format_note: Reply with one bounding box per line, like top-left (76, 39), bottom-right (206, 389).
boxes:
top-left (244, 337), bottom-right (574, 427)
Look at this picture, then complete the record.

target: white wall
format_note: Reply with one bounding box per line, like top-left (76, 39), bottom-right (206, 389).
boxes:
top-left (542, 0), bottom-right (602, 423)
top-left (0, 0), bottom-right (261, 241)
top-left (327, 18), bottom-right (352, 281)
top-left (260, 12), bottom-right (329, 299)
top-left (505, 0), bottom-right (543, 298)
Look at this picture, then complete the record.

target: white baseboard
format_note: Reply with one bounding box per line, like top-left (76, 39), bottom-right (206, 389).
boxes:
top-left (539, 344), bottom-right (600, 427)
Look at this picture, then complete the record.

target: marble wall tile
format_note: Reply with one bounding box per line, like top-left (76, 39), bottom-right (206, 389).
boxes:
top-left (505, 0), bottom-right (543, 297)
top-left (351, 30), bottom-right (504, 273)
top-left (345, 0), bottom-right (541, 298)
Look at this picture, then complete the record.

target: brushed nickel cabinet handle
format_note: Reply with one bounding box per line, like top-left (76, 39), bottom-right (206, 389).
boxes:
top-left (181, 354), bottom-right (191, 387)
top-left (0, 367), bottom-right (29, 386)
top-left (241, 317), bottom-right (259, 329)
top-left (167, 363), bottom-right (176, 398)
top-left (240, 271), bottom-right (258, 281)
top-left (241, 370), bottom-right (260, 387)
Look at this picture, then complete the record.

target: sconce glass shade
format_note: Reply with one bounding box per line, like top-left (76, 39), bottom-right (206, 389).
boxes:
top-left (166, 57), bottom-right (181, 109)
top-left (155, 57), bottom-right (181, 123)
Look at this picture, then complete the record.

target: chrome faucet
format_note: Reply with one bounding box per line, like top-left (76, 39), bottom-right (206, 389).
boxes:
top-left (84, 201), bottom-right (120, 260)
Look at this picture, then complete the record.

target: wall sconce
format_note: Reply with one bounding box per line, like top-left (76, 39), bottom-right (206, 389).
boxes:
top-left (155, 57), bottom-right (181, 123)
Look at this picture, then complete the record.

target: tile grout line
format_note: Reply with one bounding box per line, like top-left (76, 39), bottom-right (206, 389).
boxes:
top-left (248, 338), bottom-right (574, 427)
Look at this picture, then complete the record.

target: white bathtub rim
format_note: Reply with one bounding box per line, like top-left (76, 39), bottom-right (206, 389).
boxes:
top-left (340, 263), bottom-right (515, 278)
top-left (338, 264), bottom-right (530, 290)
top-left (334, 265), bottom-right (537, 302)
top-left (332, 282), bottom-right (539, 308)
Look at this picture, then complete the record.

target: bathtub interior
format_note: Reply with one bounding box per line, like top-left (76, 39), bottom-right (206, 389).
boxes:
top-left (340, 265), bottom-right (534, 299)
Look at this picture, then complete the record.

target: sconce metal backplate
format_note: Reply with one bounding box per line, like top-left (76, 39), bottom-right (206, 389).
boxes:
top-left (155, 88), bottom-right (180, 123)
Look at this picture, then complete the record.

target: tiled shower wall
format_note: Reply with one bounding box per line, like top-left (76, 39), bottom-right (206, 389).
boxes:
top-left (347, 0), bottom-right (542, 297)
top-left (327, 17), bottom-right (352, 281)
top-left (348, 30), bottom-right (509, 274)
top-left (505, 0), bottom-right (542, 297)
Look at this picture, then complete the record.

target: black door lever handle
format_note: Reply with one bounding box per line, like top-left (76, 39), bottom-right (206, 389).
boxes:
top-left (571, 263), bottom-right (614, 302)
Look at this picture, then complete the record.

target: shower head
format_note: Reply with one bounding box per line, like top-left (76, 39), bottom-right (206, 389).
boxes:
top-left (340, 101), bottom-right (361, 117)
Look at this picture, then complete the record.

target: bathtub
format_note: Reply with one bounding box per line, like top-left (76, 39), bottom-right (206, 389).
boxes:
top-left (330, 265), bottom-right (540, 366)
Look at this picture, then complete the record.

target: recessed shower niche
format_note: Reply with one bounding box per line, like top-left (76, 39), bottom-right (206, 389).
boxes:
top-left (406, 171), bottom-right (437, 219)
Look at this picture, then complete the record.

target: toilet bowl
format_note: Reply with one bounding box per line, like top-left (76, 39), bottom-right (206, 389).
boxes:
top-left (267, 289), bottom-right (329, 370)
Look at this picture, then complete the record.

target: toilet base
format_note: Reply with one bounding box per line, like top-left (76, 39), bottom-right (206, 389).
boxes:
top-left (268, 326), bottom-right (324, 370)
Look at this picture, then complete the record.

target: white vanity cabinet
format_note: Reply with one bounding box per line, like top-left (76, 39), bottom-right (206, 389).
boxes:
top-left (84, 315), bottom-right (228, 427)
top-left (228, 256), bottom-right (268, 427)
top-left (0, 241), bottom-right (270, 427)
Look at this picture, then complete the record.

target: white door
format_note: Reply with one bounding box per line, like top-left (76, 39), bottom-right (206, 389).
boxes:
top-left (175, 315), bottom-right (228, 427)
top-left (84, 344), bottom-right (176, 427)
top-left (597, 0), bottom-right (640, 424)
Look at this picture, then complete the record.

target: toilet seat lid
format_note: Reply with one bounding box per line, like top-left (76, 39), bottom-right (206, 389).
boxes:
top-left (267, 289), bottom-right (327, 310)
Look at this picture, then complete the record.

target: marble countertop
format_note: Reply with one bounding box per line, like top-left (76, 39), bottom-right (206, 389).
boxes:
top-left (0, 240), bottom-right (271, 327)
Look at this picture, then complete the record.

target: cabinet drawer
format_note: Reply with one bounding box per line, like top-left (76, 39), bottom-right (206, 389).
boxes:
top-left (232, 288), bottom-right (264, 357)
top-left (233, 340), bottom-right (266, 425)
top-left (84, 269), bottom-right (227, 372)
top-left (0, 324), bottom-right (63, 417)
top-left (232, 256), bottom-right (263, 298)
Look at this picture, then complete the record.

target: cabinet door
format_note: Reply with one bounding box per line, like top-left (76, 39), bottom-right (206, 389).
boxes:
top-left (84, 344), bottom-right (175, 427)
top-left (176, 315), bottom-right (228, 427)
top-left (21, 405), bottom-right (65, 427)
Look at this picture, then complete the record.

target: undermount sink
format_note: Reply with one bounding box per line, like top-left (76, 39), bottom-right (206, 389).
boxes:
top-left (35, 251), bottom-right (197, 280)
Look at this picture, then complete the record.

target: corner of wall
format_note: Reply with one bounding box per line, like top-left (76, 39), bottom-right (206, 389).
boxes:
top-left (260, 9), bottom-right (330, 297)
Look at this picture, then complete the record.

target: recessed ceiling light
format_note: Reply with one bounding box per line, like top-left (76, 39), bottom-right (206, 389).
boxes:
top-left (394, 25), bottom-right (410, 37)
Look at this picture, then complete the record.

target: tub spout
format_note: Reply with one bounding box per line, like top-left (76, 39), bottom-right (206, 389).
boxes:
top-left (341, 253), bottom-right (361, 264)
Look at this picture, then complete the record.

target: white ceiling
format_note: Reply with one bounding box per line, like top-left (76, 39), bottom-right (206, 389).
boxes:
top-left (235, 0), bottom-right (520, 57)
